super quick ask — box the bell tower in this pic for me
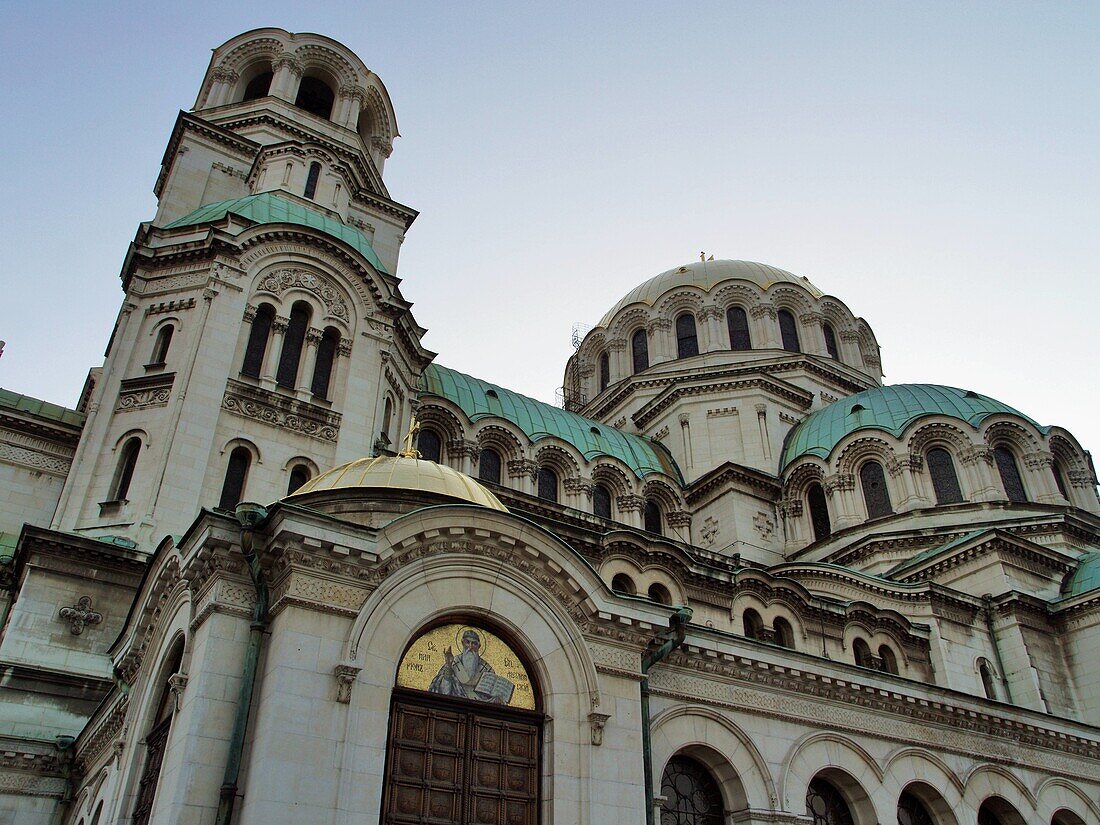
[52,29,431,548]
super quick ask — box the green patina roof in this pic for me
[0,532,17,561]
[164,192,389,274]
[1062,552,1100,598]
[0,389,84,427]
[781,384,1046,471]
[419,364,683,483]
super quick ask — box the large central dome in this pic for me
[599,259,823,327]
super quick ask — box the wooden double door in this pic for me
[382,690,541,825]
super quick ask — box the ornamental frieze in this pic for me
[256,268,350,322]
[0,442,71,476]
[221,379,341,442]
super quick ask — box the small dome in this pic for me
[1062,552,1100,598]
[781,384,1047,471]
[287,455,508,511]
[599,259,823,327]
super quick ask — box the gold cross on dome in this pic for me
[400,417,421,458]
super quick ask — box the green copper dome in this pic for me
[164,192,389,274]
[1062,552,1100,598]
[780,384,1047,471]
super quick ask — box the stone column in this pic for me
[449,440,479,476]
[335,85,366,129]
[270,55,303,102]
[839,329,862,366]
[667,510,693,544]
[826,473,861,529]
[508,459,537,496]
[564,477,594,512]
[779,498,805,551]
[700,306,725,352]
[960,446,1001,501]
[751,305,778,349]
[607,338,627,384]
[263,316,290,384]
[800,312,826,355]
[617,494,646,530]
[890,453,927,509]
[206,67,239,107]
[1023,451,1062,503]
[647,318,672,364]
[300,327,324,396]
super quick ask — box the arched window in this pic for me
[1053,460,1070,501]
[661,755,725,825]
[598,351,610,392]
[806,777,855,825]
[294,76,334,119]
[993,446,1027,503]
[927,447,964,504]
[649,583,672,605]
[643,500,662,535]
[727,306,751,350]
[878,645,899,674]
[852,637,873,668]
[859,460,893,518]
[807,483,831,542]
[150,325,173,366]
[241,303,274,377]
[111,437,141,502]
[218,446,251,511]
[774,617,795,649]
[592,483,612,519]
[478,448,501,484]
[287,464,311,495]
[978,799,1023,825]
[304,162,321,200]
[242,70,272,101]
[417,428,442,463]
[631,328,649,373]
[537,467,558,502]
[778,309,801,352]
[743,608,764,640]
[310,327,340,399]
[897,790,935,825]
[676,313,699,358]
[276,302,311,388]
[89,801,104,825]
[380,396,394,450]
[978,658,997,700]
[611,573,636,595]
[130,641,183,825]
[822,322,839,359]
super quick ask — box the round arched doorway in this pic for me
[381,620,543,825]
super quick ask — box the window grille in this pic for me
[778,310,801,352]
[927,448,963,504]
[727,306,751,350]
[993,446,1027,503]
[631,329,649,373]
[859,461,893,518]
[676,313,699,358]
[479,448,501,484]
[660,755,725,825]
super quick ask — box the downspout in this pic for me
[982,594,1013,703]
[641,606,692,825]
[216,502,269,825]
[51,735,75,825]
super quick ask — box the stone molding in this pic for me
[74,696,129,776]
[0,441,71,476]
[117,373,175,412]
[256,268,350,323]
[221,379,342,442]
[145,297,196,316]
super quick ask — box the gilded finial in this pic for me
[400,416,421,458]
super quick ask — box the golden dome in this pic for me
[285,455,509,512]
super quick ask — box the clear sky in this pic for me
[1,2,1097,457]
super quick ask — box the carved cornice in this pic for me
[73,695,128,776]
[221,378,342,442]
[117,373,175,412]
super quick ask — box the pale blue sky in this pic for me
[1,2,1097,456]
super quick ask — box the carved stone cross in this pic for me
[59,596,103,635]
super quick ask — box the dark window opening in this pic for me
[287,465,311,495]
[478,448,501,484]
[537,467,558,502]
[743,608,764,640]
[807,483,831,542]
[218,446,251,512]
[676,313,699,359]
[276,302,311,388]
[241,304,274,377]
[130,643,183,825]
[242,71,273,101]
[380,397,394,449]
[150,325,173,366]
[927,447,964,504]
[644,500,662,535]
[878,645,899,674]
[631,329,649,373]
[993,446,1027,503]
[897,791,936,825]
[778,309,801,352]
[111,437,141,502]
[806,778,855,825]
[418,429,442,463]
[593,483,612,519]
[727,306,751,350]
[661,755,724,825]
[859,460,893,518]
[304,162,321,200]
[598,351,610,392]
[1053,461,1070,501]
[773,617,795,649]
[294,76,335,119]
[979,659,997,700]
[823,323,839,359]
[611,573,636,595]
[649,583,672,605]
[311,327,339,399]
[852,637,874,668]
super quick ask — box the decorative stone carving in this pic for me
[750,304,777,320]
[667,510,692,528]
[753,512,775,540]
[256,269,350,322]
[0,443,71,476]
[116,374,174,412]
[778,498,803,518]
[960,446,993,466]
[334,663,362,703]
[1023,450,1055,470]
[272,315,290,333]
[59,596,102,635]
[146,298,196,316]
[221,379,341,442]
[507,459,537,480]
[823,473,855,495]
[338,337,353,357]
[587,712,611,746]
[652,425,669,441]
[700,516,719,547]
[305,326,325,345]
[617,494,646,512]
[167,673,188,711]
[242,304,258,322]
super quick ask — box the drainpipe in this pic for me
[52,735,75,825]
[641,606,692,825]
[216,502,269,825]
[982,594,1013,703]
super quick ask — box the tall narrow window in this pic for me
[417,428,442,463]
[852,638,874,668]
[294,76,335,119]
[631,328,649,373]
[537,467,558,502]
[593,483,612,519]
[878,645,899,674]
[807,483,831,542]
[479,448,501,484]
[130,642,183,825]
[380,397,394,449]
[310,327,340,399]
[1053,461,1070,501]
[150,325,173,366]
[304,162,321,200]
[241,304,274,377]
[287,464,311,495]
[743,608,764,640]
[218,446,251,511]
[778,309,801,352]
[727,306,751,350]
[859,460,892,518]
[676,313,699,358]
[773,618,795,649]
[611,573,636,595]
[598,351,610,392]
[993,446,1027,503]
[648,583,672,605]
[823,322,839,359]
[111,437,141,502]
[661,755,725,825]
[644,500,662,535]
[927,447,963,504]
[276,302,310,388]
[242,70,272,101]
[978,658,997,700]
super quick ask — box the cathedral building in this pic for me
[1,27,1098,825]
